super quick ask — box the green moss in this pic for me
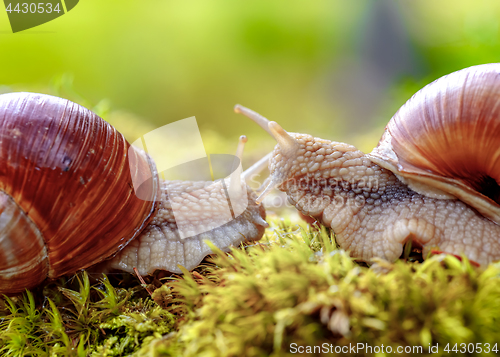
[2,220,500,356]
[0,274,176,356]
[152,221,500,357]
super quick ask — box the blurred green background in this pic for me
[1,0,500,163]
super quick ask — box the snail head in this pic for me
[234,104,308,203]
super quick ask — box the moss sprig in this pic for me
[2,220,500,356]
[0,273,176,356]
[152,221,500,357]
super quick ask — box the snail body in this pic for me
[236,63,500,265]
[106,178,267,275]
[0,92,267,294]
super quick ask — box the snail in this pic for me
[235,63,500,266]
[0,92,268,294]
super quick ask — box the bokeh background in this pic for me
[1,0,500,172]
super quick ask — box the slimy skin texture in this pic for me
[272,133,500,264]
[106,179,267,275]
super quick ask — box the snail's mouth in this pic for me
[400,239,424,263]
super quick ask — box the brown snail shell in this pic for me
[370,63,500,223]
[0,92,159,293]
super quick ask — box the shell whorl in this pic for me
[369,63,500,224]
[0,92,159,294]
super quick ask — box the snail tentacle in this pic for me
[234,105,301,203]
[229,135,248,195]
[241,152,271,182]
[268,121,299,157]
[234,104,273,135]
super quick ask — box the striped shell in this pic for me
[369,64,500,224]
[0,93,159,294]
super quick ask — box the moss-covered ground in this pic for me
[1,220,500,356]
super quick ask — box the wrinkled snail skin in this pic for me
[268,135,500,264]
[0,92,267,294]
[104,134,268,276]
[235,63,500,266]
[105,180,267,276]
